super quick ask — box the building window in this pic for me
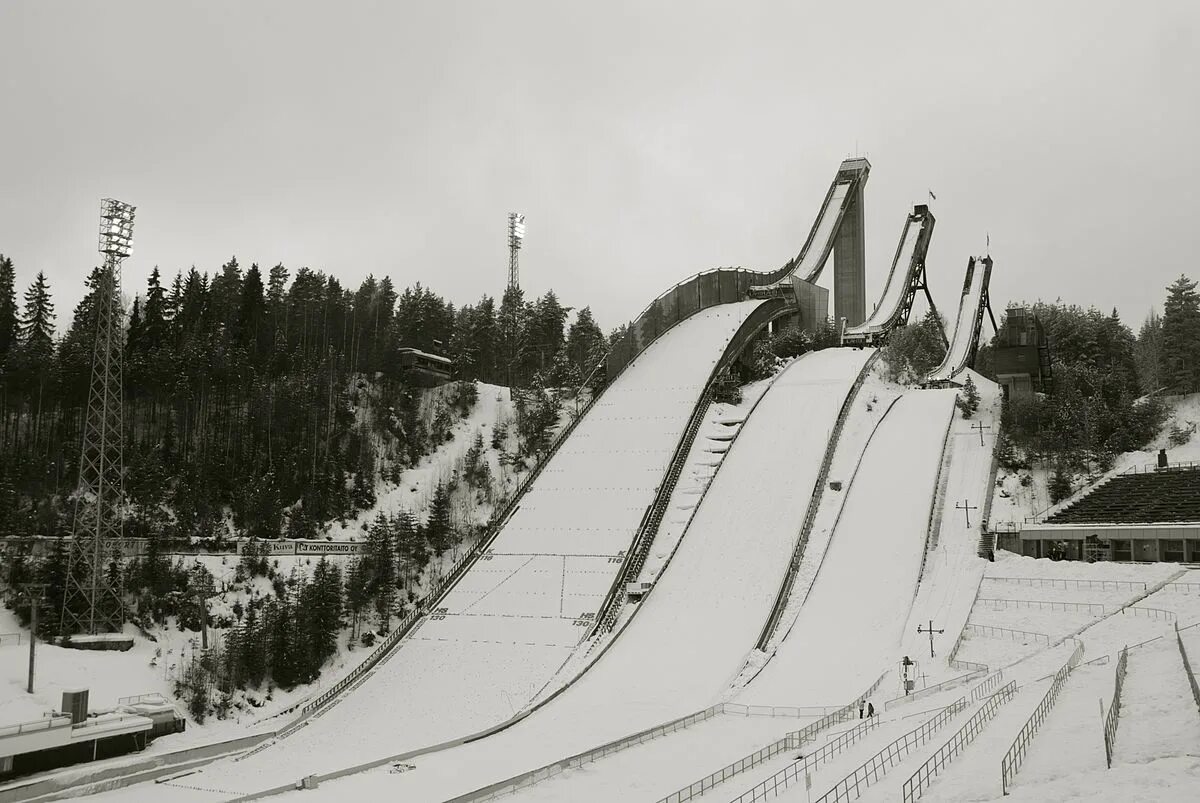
[1112,540,1132,561]
[1163,540,1185,562]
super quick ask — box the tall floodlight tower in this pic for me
[508,212,525,291]
[63,198,135,635]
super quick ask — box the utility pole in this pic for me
[916,620,944,659]
[23,583,47,694]
[971,421,991,446]
[956,498,978,528]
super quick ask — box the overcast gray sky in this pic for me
[2,1,1198,337]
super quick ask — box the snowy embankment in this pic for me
[741,387,958,706]
[112,301,767,801]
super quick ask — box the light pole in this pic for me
[23,583,47,693]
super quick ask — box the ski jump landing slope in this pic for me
[742,388,958,706]
[150,301,767,799]
[927,257,991,383]
[249,348,875,803]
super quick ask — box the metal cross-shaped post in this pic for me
[917,620,944,659]
[971,421,991,446]
[956,499,978,528]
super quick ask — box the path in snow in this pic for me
[1113,637,1200,764]
[1014,663,1109,787]
[743,388,958,705]
[916,681,1048,803]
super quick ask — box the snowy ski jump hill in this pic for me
[843,205,937,346]
[927,255,994,384]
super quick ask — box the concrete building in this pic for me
[833,158,870,327]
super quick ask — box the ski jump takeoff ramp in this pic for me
[926,255,997,384]
[842,205,942,347]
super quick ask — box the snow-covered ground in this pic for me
[96,346,873,803]
[742,387,958,704]
[13,361,1200,802]
[83,301,769,800]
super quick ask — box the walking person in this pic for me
[859,700,865,719]
[867,700,875,718]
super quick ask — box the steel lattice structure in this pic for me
[62,198,135,635]
[507,212,524,291]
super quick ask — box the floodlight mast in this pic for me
[508,212,525,291]
[63,198,135,635]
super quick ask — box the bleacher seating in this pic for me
[1045,466,1200,524]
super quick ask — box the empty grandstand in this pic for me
[1014,465,1200,562]
[1046,466,1200,525]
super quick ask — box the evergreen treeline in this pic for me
[0,254,605,544]
[973,289,1198,501]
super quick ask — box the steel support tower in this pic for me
[63,198,135,635]
[507,212,525,291]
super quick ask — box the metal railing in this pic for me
[0,714,72,738]
[902,680,1018,802]
[948,658,989,674]
[117,692,169,706]
[918,404,957,582]
[886,670,985,711]
[1176,623,1200,717]
[964,623,1051,645]
[1000,640,1084,794]
[0,631,23,646]
[1119,606,1175,622]
[724,719,880,803]
[658,674,887,803]
[813,698,969,803]
[970,671,1006,701]
[1102,645,1128,768]
[756,350,882,650]
[1123,460,1200,474]
[1165,582,1200,594]
[978,598,1106,615]
[451,678,890,803]
[984,577,1147,592]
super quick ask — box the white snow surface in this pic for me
[183,347,874,803]
[107,300,768,799]
[742,388,958,705]
[846,214,923,335]
[927,258,988,382]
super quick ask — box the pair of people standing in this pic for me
[858,699,875,719]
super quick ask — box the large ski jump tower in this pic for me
[63,198,135,635]
[832,158,869,327]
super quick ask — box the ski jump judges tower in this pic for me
[63,199,135,636]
